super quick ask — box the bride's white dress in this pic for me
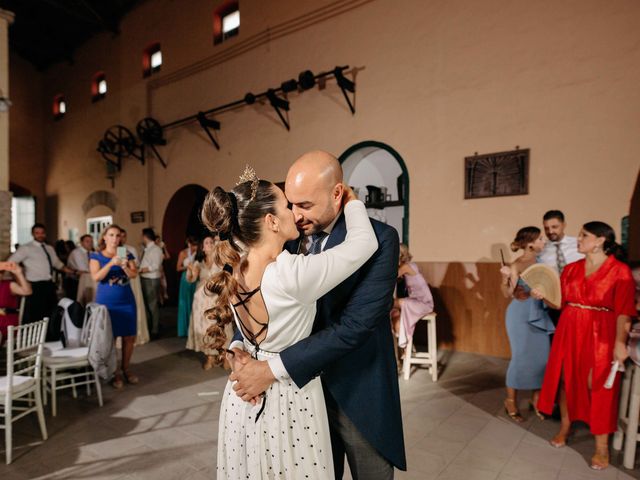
[216,200,377,479]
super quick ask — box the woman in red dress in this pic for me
[0,261,32,342]
[536,222,636,470]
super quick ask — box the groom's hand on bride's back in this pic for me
[230,358,275,404]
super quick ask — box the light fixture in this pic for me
[197,111,221,150]
[334,67,355,114]
[298,70,316,90]
[281,79,298,93]
[266,89,290,131]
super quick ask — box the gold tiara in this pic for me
[236,164,259,201]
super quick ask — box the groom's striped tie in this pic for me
[308,232,328,255]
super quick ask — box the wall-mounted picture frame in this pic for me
[465,148,529,199]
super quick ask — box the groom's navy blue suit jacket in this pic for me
[279,213,406,471]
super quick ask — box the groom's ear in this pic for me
[332,183,344,202]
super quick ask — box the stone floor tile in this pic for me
[437,463,499,480]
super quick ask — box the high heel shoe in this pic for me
[529,401,545,420]
[590,449,609,470]
[549,429,572,448]
[503,399,524,423]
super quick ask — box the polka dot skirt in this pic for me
[217,377,334,479]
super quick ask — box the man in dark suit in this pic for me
[229,151,406,479]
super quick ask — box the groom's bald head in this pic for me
[285,151,345,235]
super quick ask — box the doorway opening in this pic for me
[339,141,409,244]
[161,184,208,305]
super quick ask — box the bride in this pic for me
[200,170,377,479]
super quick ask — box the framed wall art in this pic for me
[464,148,529,199]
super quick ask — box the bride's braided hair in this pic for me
[199,180,278,363]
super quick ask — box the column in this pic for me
[0,8,15,259]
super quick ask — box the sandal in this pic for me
[590,449,609,470]
[529,401,545,420]
[549,429,572,448]
[123,370,139,384]
[503,399,524,423]
[112,373,124,390]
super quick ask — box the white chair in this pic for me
[17,296,25,326]
[613,362,640,469]
[42,342,103,417]
[401,313,438,381]
[0,318,49,464]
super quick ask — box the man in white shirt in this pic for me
[9,223,74,324]
[119,229,139,261]
[139,228,164,337]
[67,234,96,305]
[538,210,584,274]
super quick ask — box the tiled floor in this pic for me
[2,332,640,479]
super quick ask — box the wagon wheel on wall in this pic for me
[97,125,138,167]
[136,117,167,168]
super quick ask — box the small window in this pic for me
[92,71,107,102]
[213,1,239,45]
[52,94,66,119]
[143,42,162,78]
[222,10,240,37]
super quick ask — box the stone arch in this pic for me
[82,190,118,215]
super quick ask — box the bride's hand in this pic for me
[341,185,358,206]
[227,348,250,371]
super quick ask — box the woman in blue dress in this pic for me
[499,226,555,422]
[176,236,198,337]
[90,224,139,389]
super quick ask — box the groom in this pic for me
[229,150,406,479]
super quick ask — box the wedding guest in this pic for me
[0,262,31,343]
[537,222,635,470]
[119,230,149,345]
[538,210,584,274]
[156,235,171,305]
[119,229,139,260]
[9,223,74,324]
[65,240,76,257]
[90,224,139,389]
[391,244,434,351]
[500,227,555,422]
[139,228,164,337]
[186,235,231,369]
[67,234,96,305]
[55,239,70,265]
[177,236,198,338]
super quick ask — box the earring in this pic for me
[592,246,601,253]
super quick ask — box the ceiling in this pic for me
[1,0,142,71]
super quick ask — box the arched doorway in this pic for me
[162,184,208,305]
[339,141,409,244]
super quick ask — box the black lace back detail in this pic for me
[231,285,269,422]
[232,286,267,356]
